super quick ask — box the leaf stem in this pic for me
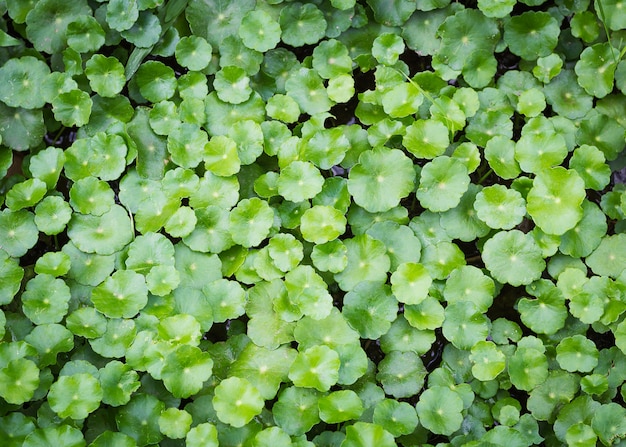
[477,168,494,185]
[596,0,619,64]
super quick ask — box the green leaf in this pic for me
[23,425,85,447]
[136,60,177,102]
[0,209,38,258]
[204,135,241,176]
[29,146,65,190]
[527,167,585,235]
[482,230,546,286]
[22,274,70,325]
[416,385,464,435]
[577,111,625,161]
[372,33,405,66]
[91,270,148,318]
[478,0,516,17]
[106,0,139,31]
[69,177,114,216]
[593,0,626,30]
[318,390,363,423]
[279,3,326,47]
[416,156,470,212]
[347,147,416,213]
[373,399,419,437]
[85,55,125,98]
[376,351,427,398]
[0,250,24,304]
[591,403,626,446]
[48,373,102,419]
[421,240,466,280]
[366,0,417,26]
[66,307,106,339]
[125,231,175,273]
[533,53,563,83]
[508,338,549,391]
[68,205,133,255]
[25,0,91,53]
[439,183,490,242]
[285,68,332,115]
[214,66,252,104]
[158,408,193,439]
[518,288,567,335]
[63,241,115,287]
[116,393,164,445]
[298,205,345,245]
[52,89,92,127]
[544,69,593,119]
[470,340,506,381]
[443,301,491,349]
[0,358,39,405]
[575,42,619,98]
[484,136,521,180]
[5,178,47,211]
[203,278,246,322]
[121,11,161,47]
[341,422,395,447]
[403,119,450,159]
[273,386,321,436]
[186,423,219,447]
[213,376,264,427]
[229,198,274,248]
[559,200,607,258]
[569,145,611,191]
[586,233,626,277]
[0,56,49,109]
[390,262,431,305]
[527,370,579,422]
[556,335,599,373]
[186,0,255,48]
[443,265,495,312]
[474,184,526,230]
[277,161,324,202]
[0,103,46,150]
[67,15,105,53]
[89,318,137,359]
[64,132,128,182]
[239,9,281,53]
[343,281,398,339]
[335,234,390,291]
[515,122,568,174]
[504,12,560,60]
[289,345,340,392]
[435,9,499,86]
[161,344,213,398]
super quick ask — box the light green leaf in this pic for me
[527,167,585,235]
[347,147,416,213]
[482,230,546,286]
[213,376,265,427]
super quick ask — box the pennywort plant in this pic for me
[2,0,626,445]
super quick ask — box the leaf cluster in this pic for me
[2,0,626,445]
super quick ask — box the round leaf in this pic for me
[416,385,464,435]
[416,156,470,212]
[482,230,546,286]
[347,147,416,213]
[213,376,264,427]
[91,270,148,318]
[527,167,586,235]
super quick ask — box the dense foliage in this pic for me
[2,0,626,445]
